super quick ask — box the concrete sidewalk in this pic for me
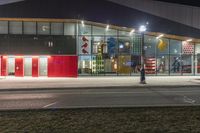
[0,76,200,91]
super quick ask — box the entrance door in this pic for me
[8,57,15,76]
[24,57,32,76]
[39,57,48,76]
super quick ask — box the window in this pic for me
[182,41,194,75]
[24,22,36,35]
[144,35,157,75]
[78,36,91,55]
[156,38,169,55]
[78,24,91,35]
[51,22,63,35]
[92,36,106,54]
[37,22,50,35]
[64,23,75,35]
[118,37,132,54]
[106,28,117,36]
[170,55,181,75]
[195,44,200,54]
[0,21,8,34]
[157,55,169,75]
[119,30,130,36]
[170,39,182,54]
[78,56,92,75]
[182,55,193,75]
[93,26,105,36]
[9,21,22,34]
[144,35,157,56]
[118,55,132,75]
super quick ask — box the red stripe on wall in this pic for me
[48,56,78,77]
[32,57,39,77]
[1,56,7,76]
[15,57,24,77]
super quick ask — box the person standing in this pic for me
[140,67,146,84]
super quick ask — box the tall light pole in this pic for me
[139,25,147,84]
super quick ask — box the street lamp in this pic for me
[139,25,147,84]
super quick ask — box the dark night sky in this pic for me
[1,0,200,7]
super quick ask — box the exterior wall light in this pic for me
[139,25,146,32]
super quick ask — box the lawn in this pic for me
[0,106,200,133]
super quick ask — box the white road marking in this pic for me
[43,102,57,108]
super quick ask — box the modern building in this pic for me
[0,0,200,77]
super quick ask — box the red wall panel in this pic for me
[15,57,24,77]
[32,57,39,77]
[1,56,7,76]
[48,56,78,77]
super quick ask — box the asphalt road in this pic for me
[0,87,200,110]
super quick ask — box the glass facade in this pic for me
[0,19,200,76]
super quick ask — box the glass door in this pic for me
[39,57,48,76]
[24,57,32,76]
[8,57,15,76]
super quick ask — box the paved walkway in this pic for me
[0,76,200,90]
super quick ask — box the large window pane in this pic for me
[195,44,200,54]
[37,22,50,35]
[24,22,36,35]
[182,55,193,75]
[92,55,105,75]
[78,24,91,35]
[9,21,22,34]
[106,37,118,56]
[156,38,169,55]
[64,23,75,35]
[118,55,131,75]
[144,35,156,75]
[0,21,8,34]
[170,55,181,75]
[119,30,130,36]
[78,56,92,75]
[157,55,169,75]
[106,28,117,36]
[92,36,106,54]
[118,37,132,54]
[51,22,63,35]
[104,55,118,75]
[132,34,142,55]
[93,26,105,36]
[78,36,91,55]
[131,55,141,75]
[170,39,182,54]
[144,35,157,56]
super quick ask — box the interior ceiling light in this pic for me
[106,25,110,31]
[129,29,135,35]
[156,34,164,39]
[186,39,192,42]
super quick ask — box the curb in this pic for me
[0,84,200,92]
